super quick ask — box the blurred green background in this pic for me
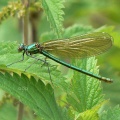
[0,0,120,107]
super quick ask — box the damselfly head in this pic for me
[18,43,25,52]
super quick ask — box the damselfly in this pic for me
[8,32,113,83]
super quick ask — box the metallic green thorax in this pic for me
[26,44,39,54]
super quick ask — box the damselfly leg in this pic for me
[26,54,52,83]
[40,57,48,67]
[7,51,25,67]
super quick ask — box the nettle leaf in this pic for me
[41,0,64,38]
[0,71,70,120]
[100,105,120,120]
[67,57,103,113]
[40,24,93,42]
[76,102,105,120]
[63,24,93,38]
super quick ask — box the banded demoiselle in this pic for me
[8,32,113,83]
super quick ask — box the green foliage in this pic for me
[0,2,25,23]
[0,0,119,120]
[41,0,64,38]
[76,102,104,120]
[0,71,70,120]
[0,1,41,24]
[67,57,103,113]
[100,105,120,120]
[95,26,120,106]
[40,24,93,41]
[0,26,106,119]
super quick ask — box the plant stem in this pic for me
[30,8,42,42]
[22,0,30,44]
[17,102,24,120]
[17,1,30,120]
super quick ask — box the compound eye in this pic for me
[35,43,40,48]
[18,44,24,52]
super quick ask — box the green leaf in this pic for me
[41,0,64,38]
[67,57,103,113]
[100,105,120,120]
[76,102,105,120]
[63,24,93,38]
[0,71,69,120]
[40,24,93,42]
